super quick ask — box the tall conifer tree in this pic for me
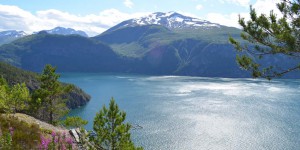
[93,97,142,150]
[34,64,72,124]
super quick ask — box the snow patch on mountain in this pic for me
[115,11,221,30]
[43,27,88,37]
[0,30,27,38]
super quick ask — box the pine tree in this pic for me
[93,97,142,150]
[229,0,300,79]
[33,64,72,124]
[62,116,88,129]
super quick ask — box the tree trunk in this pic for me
[50,110,53,124]
[49,98,53,124]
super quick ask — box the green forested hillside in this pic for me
[94,25,241,57]
[0,62,90,108]
[0,25,298,78]
[92,24,251,77]
[0,32,122,72]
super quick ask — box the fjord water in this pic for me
[60,73,300,150]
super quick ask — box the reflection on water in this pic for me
[60,73,300,150]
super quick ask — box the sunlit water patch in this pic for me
[60,73,300,150]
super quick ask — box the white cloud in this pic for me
[203,0,282,28]
[252,0,281,16]
[0,1,284,37]
[219,0,250,7]
[0,5,38,32]
[124,0,134,8]
[0,5,149,36]
[177,11,201,19]
[196,4,203,10]
[205,13,248,28]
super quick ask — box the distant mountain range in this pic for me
[40,27,88,37]
[0,12,298,78]
[0,27,88,46]
[0,30,27,45]
[0,30,27,37]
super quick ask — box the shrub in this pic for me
[39,131,74,150]
[0,114,41,149]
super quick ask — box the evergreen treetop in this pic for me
[229,0,300,79]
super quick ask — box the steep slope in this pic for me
[0,30,27,45]
[0,62,91,109]
[92,12,248,77]
[92,12,299,78]
[0,32,122,72]
[124,39,247,77]
[94,25,175,57]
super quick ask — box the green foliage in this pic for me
[93,97,142,150]
[0,77,30,113]
[0,132,12,149]
[0,78,9,112]
[0,62,91,110]
[229,0,300,79]
[62,116,88,129]
[0,62,39,90]
[40,128,52,134]
[9,83,31,113]
[0,114,41,149]
[33,64,72,124]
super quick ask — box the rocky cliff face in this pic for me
[64,87,91,109]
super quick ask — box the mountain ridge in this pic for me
[105,11,222,33]
[0,11,298,78]
[41,27,88,37]
[0,30,27,45]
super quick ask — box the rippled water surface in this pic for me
[60,73,300,150]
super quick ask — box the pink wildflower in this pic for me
[9,127,14,136]
[65,137,73,145]
[51,131,56,137]
[39,135,51,149]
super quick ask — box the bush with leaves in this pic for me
[0,114,41,149]
[0,77,30,113]
[61,116,88,129]
[39,131,74,150]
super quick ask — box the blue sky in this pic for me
[0,0,280,36]
[1,0,252,16]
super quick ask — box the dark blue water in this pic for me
[60,73,300,150]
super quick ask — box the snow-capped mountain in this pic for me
[43,27,88,37]
[108,12,221,32]
[0,30,27,38]
[0,30,27,45]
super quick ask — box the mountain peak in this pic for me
[0,30,27,37]
[43,27,88,37]
[108,12,221,32]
